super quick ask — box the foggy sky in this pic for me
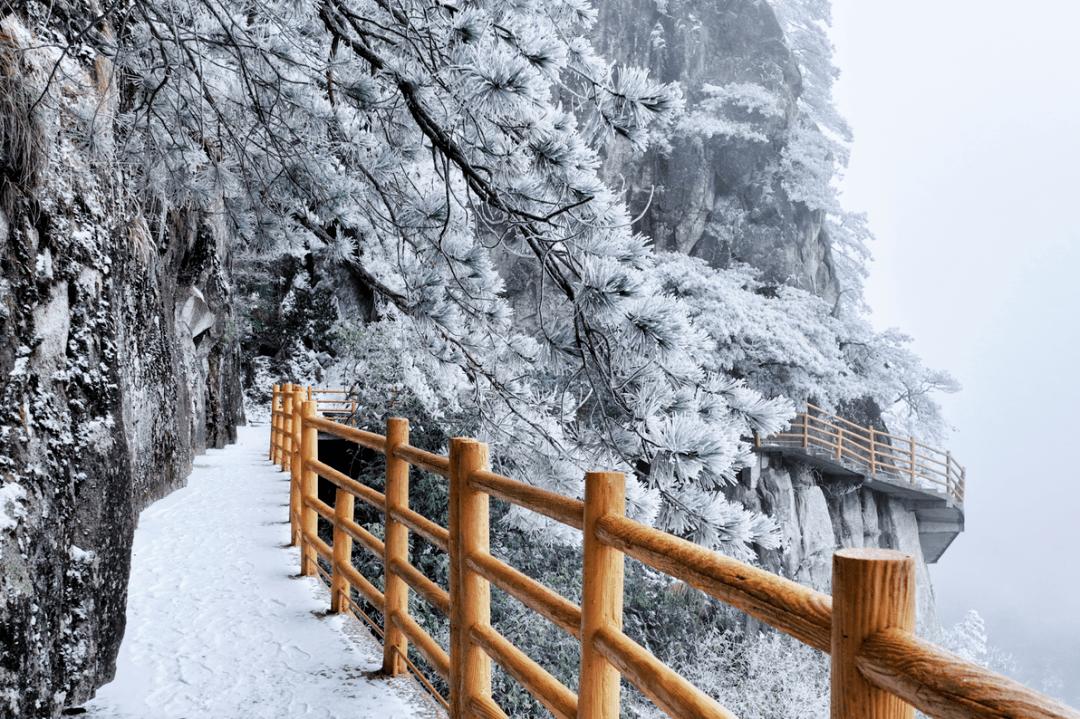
[830,0,1080,700]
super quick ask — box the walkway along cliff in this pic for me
[270,384,1076,719]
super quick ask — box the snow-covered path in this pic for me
[85,425,425,719]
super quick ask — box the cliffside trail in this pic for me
[83,426,424,718]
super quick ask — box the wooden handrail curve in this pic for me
[268,384,1075,719]
[757,402,966,505]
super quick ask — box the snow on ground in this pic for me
[84,425,429,719]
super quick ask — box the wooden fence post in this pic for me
[289,388,303,546]
[281,384,294,472]
[909,437,916,484]
[299,399,319,576]
[449,438,491,719]
[802,414,809,449]
[836,427,843,460]
[831,548,915,719]
[578,471,626,719]
[331,416,355,612]
[270,384,280,461]
[383,417,410,676]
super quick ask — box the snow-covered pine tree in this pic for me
[653,253,960,443]
[769,0,874,305]
[72,0,794,554]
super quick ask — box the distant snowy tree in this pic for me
[26,0,954,554]
[942,610,1015,674]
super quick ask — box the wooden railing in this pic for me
[758,403,965,505]
[269,383,1076,719]
[308,388,358,417]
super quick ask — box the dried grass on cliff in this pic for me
[0,16,48,211]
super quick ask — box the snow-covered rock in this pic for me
[0,9,244,715]
[736,455,944,641]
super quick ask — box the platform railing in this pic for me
[269,383,1074,719]
[757,403,965,504]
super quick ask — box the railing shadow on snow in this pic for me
[270,384,1074,719]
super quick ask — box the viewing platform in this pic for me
[755,404,965,563]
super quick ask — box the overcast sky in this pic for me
[829,0,1080,700]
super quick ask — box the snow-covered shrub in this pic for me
[653,253,960,443]
[630,625,830,719]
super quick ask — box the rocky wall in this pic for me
[732,453,943,641]
[591,0,840,303]
[0,13,244,716]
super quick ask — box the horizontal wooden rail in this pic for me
[338,514,386,560]
[466,549,582,639]
[393,443,451,478]
[268,386,1070,719]
[389,557,450,618]
[470,469,585,531]
[308,458,386,512]
[389,505,449,552]
[858,628,1080,719]
[470,694,512,719]
[472,623,579,719]
[595,513,833,653]
[306,415,386,453]
[593,625,737,719]
[393,611,451,680]
[304,495,335,522]
[302,528,333,563]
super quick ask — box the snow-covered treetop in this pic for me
[20,0,957,557]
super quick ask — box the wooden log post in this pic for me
[281,383,294,472]
[270,384,281,461]
[578,471,627,719]
[802,414,809,449]
[831,548,915,719]
[382,418,410,676]
[836,427,843,460]
[331,430,355,613]
[282,386,299,545]
[290,387,304,545]
[449,438,491,719]
[299,399,319,576]
[868,427,876,475]
[909,437,916,484]
[283,383,296,467]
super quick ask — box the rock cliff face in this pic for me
[732,454,942,640]
[591,0,840,303]
[0,14,243,715]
